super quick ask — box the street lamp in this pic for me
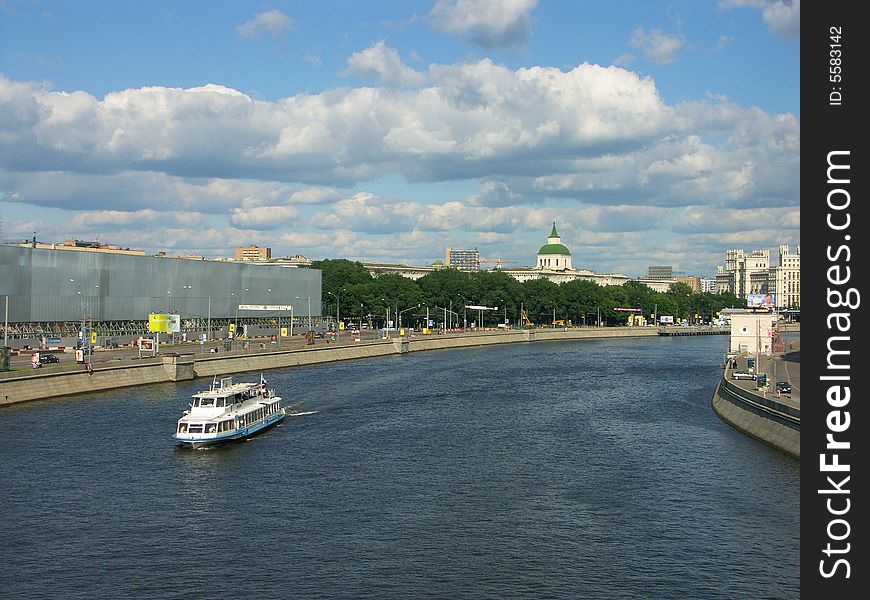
[398,304,420,332]
[380,296,394,338]
[297,296,312,332]
[327,289,346,342]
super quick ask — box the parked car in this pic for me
[776,381,792,394]
[732,370,756,381]
[38,353,60,364]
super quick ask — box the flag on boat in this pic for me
[259,374,267,386]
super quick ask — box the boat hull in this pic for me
[173,410,286,449]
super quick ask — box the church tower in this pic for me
[536,223,573,271]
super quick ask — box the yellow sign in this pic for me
[91,332,97,344]
[149,313,180,333]
[339,321,345,330]
[149,313,169,332]
[229,323,235,333]
[281,327,288,337]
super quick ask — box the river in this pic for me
[0,334,799,599]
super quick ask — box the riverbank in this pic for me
[711,353,800,460]
[1,327,660,405]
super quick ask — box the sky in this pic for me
[0,0,799,278]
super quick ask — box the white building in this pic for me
[770,245,800,309]
[360,224,629,287]
[716,245,800,309]
[536,223,573,271]
[503,223,628,286]
[729,311,776,355]
[701,278,719,293]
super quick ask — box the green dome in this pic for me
[538,243,571,255]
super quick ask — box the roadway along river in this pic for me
[0,335,799,599]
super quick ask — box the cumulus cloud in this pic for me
[0,65,797,213]
[237,9,296,41]
[314,192,421,234]
[429,0,538,48]
[0,54,798,273]
[229,205,300,230]
[629,27,685,65]
[721,0,800,39]
[343,41,425,88]
[467,180,523,206]
[70,209,205,229]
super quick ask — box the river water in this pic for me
[0,335,799,599]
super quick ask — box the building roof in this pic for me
[538,243,571,255]
[539,222,570,255]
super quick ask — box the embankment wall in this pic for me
[711,376,800,460]
[1,327,658,405]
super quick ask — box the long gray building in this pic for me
[1,245,321,340]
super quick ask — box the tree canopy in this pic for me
[309,262,745,328]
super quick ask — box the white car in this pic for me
[732,370,756,381]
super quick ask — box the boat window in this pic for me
[216,398,225,408]
[192,398,200,407]
[177,423,188,434]
[199,398,215,407]
[205,423,217,434]
[188,424,204,433]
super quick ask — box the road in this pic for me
[8,329,387,372]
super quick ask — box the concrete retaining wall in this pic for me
[0,361,170,404]
[711,378,800,460]
[1,327,657,406]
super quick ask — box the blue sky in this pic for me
[0,0,799,277]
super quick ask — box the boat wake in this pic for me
[290,410,319,417]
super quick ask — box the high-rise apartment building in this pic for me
[647,265,673,279]
[770,245,800,309]
[716,245,800,309]
[445,247,480,271]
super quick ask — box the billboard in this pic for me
[238,304,293,311]
[149,313,181,333]
[747,293,776,308]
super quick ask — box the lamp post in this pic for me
[297,296,312,332]
[398,304,420,333]
[327,289,345,342]
[70,279,89,363]
[381,297,390,338]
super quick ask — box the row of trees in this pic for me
[310,259,746,329]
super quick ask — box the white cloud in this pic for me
[343,41,425,88]
[237,9,296,41]
[229,205,300,230]
[629,27,685,65]
[467,180,523,206]
[70,209,204,229]
[429,0,538,48]
[0,55,798,273]
[720,0,800,39]
[313,192,422,234]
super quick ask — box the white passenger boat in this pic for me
[173,375,285,449]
